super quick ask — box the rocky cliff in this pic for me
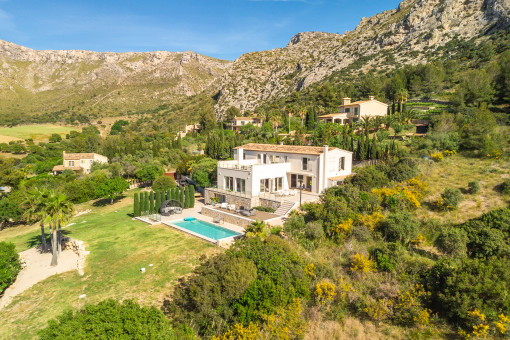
[214,0,510,116]
[0,40,231,117]
[0,0,508,121]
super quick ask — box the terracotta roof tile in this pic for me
[235,143,348,155]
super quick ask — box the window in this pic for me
[225,176,234,191]
[281,156,288,163]
[274,177,283,191]
[90,160,93,164]
[69,161,74,166]
[241,121,245,125]
[354,107,358,115]
[236,178,246,193]
[270,155,279,163]
[302,157,310,171]
[81,159,84,164]
[339,157,345,171]
[291,174,304,188]
[345,108,350,113]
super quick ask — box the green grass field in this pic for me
[0,124,81,142]
[0,193,218,339]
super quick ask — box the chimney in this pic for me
[237,147,243,165]
[342,98,351,105]
[369,95,375,101]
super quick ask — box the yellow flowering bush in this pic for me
[333,218,353,238]
[444,149,457,156]
[304,263,316,278]
[350,253,375,273]
[393,284,431,327]
[364,298,393,323]
[212,322,260,340]
[459,310,510,339]
[410,234,425,247]
[261,298,306,340]
[486,150,503,159]
[357,211,385,231]
[372,176,427,209]
[315,280,337,305]
[430,151,444,162]
[337,275,355,303]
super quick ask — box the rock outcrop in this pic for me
[214,0,510,116]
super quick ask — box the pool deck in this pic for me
[136,200,246,245]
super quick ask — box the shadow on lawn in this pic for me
[27,229,72,252]
[93,195,127,207]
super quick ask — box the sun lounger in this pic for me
[228,204,236,211]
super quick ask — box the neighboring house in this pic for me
[318,96,388,125]
[52,151,108,175]
[204,143,352,208]
[178,124,200,138]
[230,116,262,132]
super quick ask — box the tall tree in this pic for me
[41,191,74,266]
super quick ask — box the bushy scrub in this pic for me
[167,237,309,336]
[380,211,419,245]
[39,299,179,339]
[434,187,462,210]
[347,166,389,192]
[434,227,468,257]
[0,241,21,295]
[152,175,176,191]
[425,258,510,329]
[500,179,510,195]
[467,180,480,194]
[385,158,419,182]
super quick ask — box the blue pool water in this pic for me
[172,219,241,240]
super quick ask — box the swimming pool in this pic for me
[167,218,242,241]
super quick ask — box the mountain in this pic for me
[214,0,510,116]
[0,40,231,121]
[0,0,508,124]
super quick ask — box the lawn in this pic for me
[0,193,218,339]
[0,124,81,142]
[416,153,510,223]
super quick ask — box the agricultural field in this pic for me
[0,124,81,143]
[0,192,218,339]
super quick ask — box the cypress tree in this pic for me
[371,136,378,159]
[142,192,147,215]
[166,189,171,202]
[180,187,185,207]
[190,186,195,208]
[155,191,161,213]
[184,187,190,209]
[133,193,139,217]
[149,191,155,214]
[173,187,178,201]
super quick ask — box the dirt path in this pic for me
[0,247,79,310]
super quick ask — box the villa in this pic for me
[318,96,388,125]
[52,151,108,175]
[204,143,352,210]
[230,116,263,132]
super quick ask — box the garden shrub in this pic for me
[434,227,468,257]
[386,158,419,182]
[347,166,389,192]
[0,242,21,295]
[152,175,176,191]
[479,208,510,233]
[380,211,419,245]
[372,176,427,210]
[461,220,509,259]
[350,253,375,273]
[39,299,179,340]
[252,206,275,213]
[352,225,372,243]
[467,180,480,194]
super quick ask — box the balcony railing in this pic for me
[206,186,253,198]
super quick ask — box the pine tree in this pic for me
[133,193,139,217]
[149,191,155,214]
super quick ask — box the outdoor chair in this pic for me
[228,204,236,211]
[220,202,228,209]
[174,207,182,214]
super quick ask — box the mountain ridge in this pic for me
[0,0,509,123]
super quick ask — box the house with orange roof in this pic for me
[318,96,388,125]
[52,151,108,175]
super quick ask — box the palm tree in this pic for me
[298,107,306,128]
[395,88,409,113]
[22,188,49,251]
[285,105,295,134]
[268,113,282,137]
[41,191,74,266]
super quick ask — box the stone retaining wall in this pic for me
[201,206,252,228]
[259,198,281,210]
[204,189,256,208]
[62,238,89,276]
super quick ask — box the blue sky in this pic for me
[0,0,401,60]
